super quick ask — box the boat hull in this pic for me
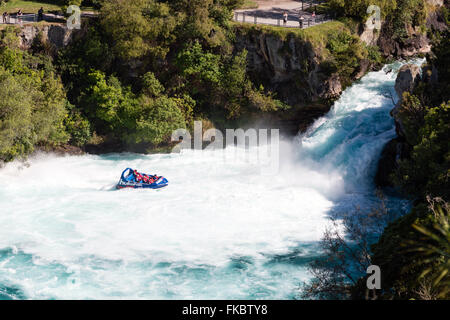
[116,168,168,190]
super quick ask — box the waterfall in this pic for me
[0,60,423,299]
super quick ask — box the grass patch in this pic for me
[238,0,258,9]
[233,21,350,57]
[305,2,331,15]
[0,0,62,13]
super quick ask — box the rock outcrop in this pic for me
[235,31,343,107]
[359,23,381,46]
[378,24,431,59]
[375,138,406,187]
[376,64,424,187]
[18,24,75,51]
[394,64,422,99]
[392,64,422,137]
[368,0,446,59]
[427,0,444,6]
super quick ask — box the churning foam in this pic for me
[0,60,421,299]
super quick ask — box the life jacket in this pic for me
[144,174,158,184]
[133,170,143,182]
[134,170,158,184]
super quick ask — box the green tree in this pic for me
[130,95,186,145]
[141,72,165,98]
[0,69,34,161]
[395,102,450,199]
[412,198,450,299]
[0,49,69,161]
[100,0,177,60]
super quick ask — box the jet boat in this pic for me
[116,168,168,189]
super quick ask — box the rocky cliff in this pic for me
[234,29,343,107]
[17,24,75,51]
[359,0,446,59]
[375,1,448,188]
[375,64,423,187]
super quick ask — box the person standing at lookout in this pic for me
[17,9,23,24]
[299,15,304,28]
[283,11,288,26]
[38,7,44,22]
[312,11,316,24]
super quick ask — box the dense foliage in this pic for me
[326,0,425,23]
[326,0,427,45]
[56,0,283,152]
[327,0,398,20]
[0,0,401,161]
[0,27,69,161]
[0,0,284,160]
[301,2,449,300]
[369,12,450,299]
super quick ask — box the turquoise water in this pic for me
[0,61,421,299]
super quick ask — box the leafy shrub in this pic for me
[64,103,91,147]
[371,198,450,299]
[325,31,367,87]
[141,72,165,98]
[395,101,450,200]
[0,46,69,161]
[130,96,186,145]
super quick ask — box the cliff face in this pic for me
[18,24,75,51]
[375,64,422,187]
[375,1,448,188]
[359,0,446,59]
[375,62,432,187]
[377,23,431,58]
[234,30,343,107]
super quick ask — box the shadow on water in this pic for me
[0,248,27,300]
[264,242,322,266]
[0,284,26,300]
[96,152,175,162]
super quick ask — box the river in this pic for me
[0,60,422,299]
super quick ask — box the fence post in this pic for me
[235,12,238,21]
[277,19,280,26]
[254,15,257,24]
[308,19,310,27]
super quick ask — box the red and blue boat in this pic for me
[116,168,168,189]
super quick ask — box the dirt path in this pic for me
[251,0,304,10]
[236,0,318,17]
[234,1,328,28]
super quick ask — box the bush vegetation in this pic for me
[0,26,69,161]
[0,0,287,159]
[365,15,450,299]
[301,2,449,300]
